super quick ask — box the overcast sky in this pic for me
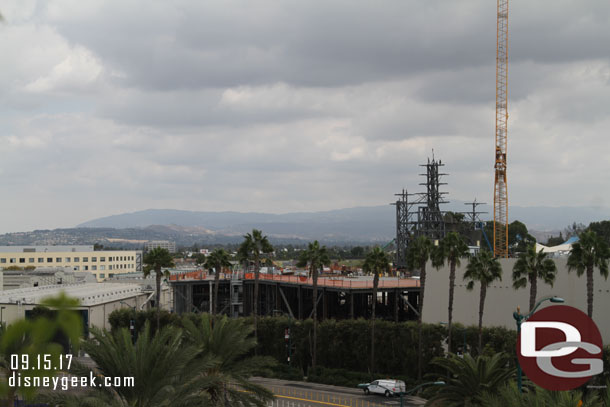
[1,0,609,233]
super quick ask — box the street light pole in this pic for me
[513,295,564,393]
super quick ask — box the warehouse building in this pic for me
[0,246,142,282]
[0,283,153,331]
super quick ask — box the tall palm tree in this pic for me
[143,247,175,331]
[463,250,503,353]
[567,230,610,318]
[405,235,434,380]
[432,232,469,354]
[512,245,558,312]
[362,246,391,375]
[204,249,233,315]
[426,353,513,407]
[182,314,275,407]
[238,229,274,339]
[296,240,330,371]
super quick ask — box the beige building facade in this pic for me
[0,246,142,282]
[423,257,610,344]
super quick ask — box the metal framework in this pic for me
[392,189,410,268]
[392,157,449,267]
[494,0,509,257]
[464,199,487,230]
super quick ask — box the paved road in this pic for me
[252,377,426,407]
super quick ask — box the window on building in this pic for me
[74,257,80,262]
[92,265,97,271]
[65,257,71,262]
[74,266,80,271]
[0,258,6,264]
[47,258,52,262]
[84,266,88,271]
[100,265,105,270]
[109,265,113,270]
[92,257,97,262]
[100,257,105,262]
[100,273,106,278]
[108,274,114,278]
[83,257,88,262]
[28,258,34,263]
[56,258,62,263]
[10,258,17,263]
[38,258,43,263]
[19,258,25,263]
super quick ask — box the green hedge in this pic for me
[108,310,524,382]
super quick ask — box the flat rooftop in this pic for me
[0,283,143,306]
[0,245,94,253]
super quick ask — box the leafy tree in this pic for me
[426,353,513,407]
[588,220,610,246]
[512,245,557,312]
[194,253,207,268]
[463,250,502,353]
[238,229,274,340]
[432,232,469,354]
[508,220,535,254]
[567,230,610,318]
[545,232,564,247]
[362,246,391,375]
[182,314,276,406]
[204,249,232,315]
[406,236,434,380]
[350,246,365,258]
[296,241,330,370]
[143,247,175,330]
[0,294,82,406]
[565,222,587,239]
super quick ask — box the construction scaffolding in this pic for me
[391,156,449,268]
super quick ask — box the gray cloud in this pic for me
[1,0,610,233]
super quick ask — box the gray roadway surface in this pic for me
[252,377,427,407]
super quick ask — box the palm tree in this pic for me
[567,230,610,318]
[480,381,603,407]
[406,235,434,380]
[432,232,469,354]
[463,250,503,353]
[182,314,275,406]
[426,352,513,407]
[512,245,558,312]
[296,240,330,370]
[238,229,274,339]
[362,246,391,375]
[42,323,207,407]
[204,249,233,315]
[143,247,175,331]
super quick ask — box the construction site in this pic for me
[170,0,511,324]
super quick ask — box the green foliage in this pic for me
[508,220,536,254]
[425,353,514,407]
[464,251,503,292]
[182,314,276,406]
[0,294,83,403]
[512,245,558,311]
[567,230,610,278]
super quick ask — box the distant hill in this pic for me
[1,204,608,248]
[77,204,610,242]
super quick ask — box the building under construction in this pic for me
[392,157,486,268]
[171,272,421,322]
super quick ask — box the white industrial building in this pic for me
[0,283,159,331]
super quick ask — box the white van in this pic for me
[358,379,406,397]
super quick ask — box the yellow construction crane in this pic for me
[494,0,509,258]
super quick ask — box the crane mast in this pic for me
[494,0,509,258]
